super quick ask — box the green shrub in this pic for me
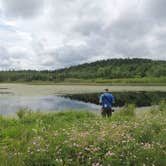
[16,107,32,119]
[119,104,136,117]
[159,100,166,112]
[150,106,158,114]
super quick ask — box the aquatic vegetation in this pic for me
[0,84,166,96]
[0,107,166,165]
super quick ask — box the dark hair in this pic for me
[104,88,109,92]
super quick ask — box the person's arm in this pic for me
[99,95,103,105]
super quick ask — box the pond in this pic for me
[0,95,100,116]
[0,84,165,116]
[64,91,166,107]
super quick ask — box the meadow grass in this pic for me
[95,77,166,84]
[0,103,166,166]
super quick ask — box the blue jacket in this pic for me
[99,93,115,108]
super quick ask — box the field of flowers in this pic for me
[0,102,166,166]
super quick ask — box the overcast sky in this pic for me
[0,0,166,70]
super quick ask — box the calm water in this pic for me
[0,95,100,116]
[65,91,166,107]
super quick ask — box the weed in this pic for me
[16,107,32,119]
[0,108,165,165]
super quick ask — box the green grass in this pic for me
[1,76,166,85]
[95,77,166,84]
[0,103,166,166]
[64,77,166,85]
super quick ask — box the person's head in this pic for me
[104,88,109,92]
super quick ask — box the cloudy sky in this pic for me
[0,0,166,70]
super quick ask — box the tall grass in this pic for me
[116,104,136,117]
[95,77,166,84]
[158,100,166,112]
[0,105,166,165]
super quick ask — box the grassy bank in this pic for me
[64,77,166,85]
[1,76,166,85]
[0,103,166,166]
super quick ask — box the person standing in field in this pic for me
[99,89,115,117]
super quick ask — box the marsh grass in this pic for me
[0,105,166,166]
[150,100,166,114]
[16,107,32,119]
[158,100,166,112]
[118,104,136,117]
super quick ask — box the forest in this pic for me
[0,58,165,83]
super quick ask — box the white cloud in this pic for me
[1,0,44,18]
[0,0,165,70]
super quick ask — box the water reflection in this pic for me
[65,91,166,107]
[0,95,100,115]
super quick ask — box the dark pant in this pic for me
[101,107,112,117]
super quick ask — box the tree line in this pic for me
[0,58,165,82]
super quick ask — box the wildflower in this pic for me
[55,158,63,163]
[105,151,115,157]
[92,147,100,152]
[54,132,58,137]
[92,163,102,166]
[141,143,153,149]
[73,143,80,147]
[32,141,36,145]
[122,140,127,143]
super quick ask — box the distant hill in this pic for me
[0,58,166,83]
[55,58,166,79]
